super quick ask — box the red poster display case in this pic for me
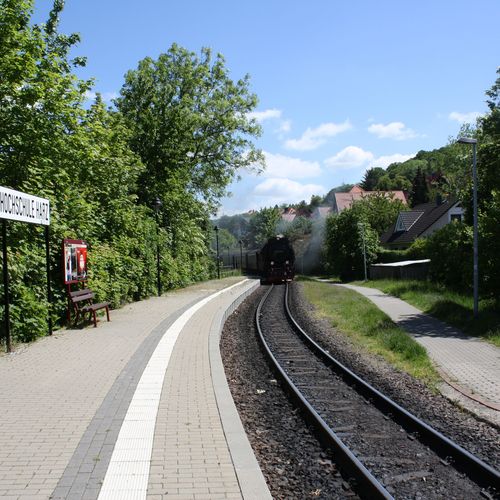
[63,239,88,284]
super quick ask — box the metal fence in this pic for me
[369,259,430,281]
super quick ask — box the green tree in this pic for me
[247,207,281,248]
[115,44,264,287]
[409,167,429,206]
[323,192,405,280]
[0,0,94,341]
[212,227,237,252]
[474,68,500,297]
[116,44,264,213]
[214,214,249,240]
[324,210,379,281]
[376,173,412,191]
[360,167,385,191]
[310,194,322,208]
[351,193,406,236]
[283,216,313,242]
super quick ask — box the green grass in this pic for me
[301,280,439,386]
[219,268,242,278]
[352,279,500,347]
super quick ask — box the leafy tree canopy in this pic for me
[409,167,430,206]
[247,207,281,248]
[360,167,385,191]
[115,44,264,214]
[324,209,379,281]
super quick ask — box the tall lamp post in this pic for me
[214,226,220,279]
[238,240,243,273]
[358,222,368,282]
[457,137,479,318]
[154,197,162,296]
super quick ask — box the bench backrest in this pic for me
[69,289,95,305]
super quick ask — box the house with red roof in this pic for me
[281,207,297,223]
[332,185,407,214]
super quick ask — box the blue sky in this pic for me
[34,0,500,215]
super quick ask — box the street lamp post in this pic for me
[214,226,220,279]
[154,197,162,296]
[458,137,479,318]
[239,240,243,273]
[358,222,368,282]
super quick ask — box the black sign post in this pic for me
[45,226,53,335]
[2,220,11,352]
[0,186,51,352]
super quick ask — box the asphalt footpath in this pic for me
[0,277,271,500]
[338,283,500,426]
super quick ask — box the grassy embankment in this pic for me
[300,279,439,386]
[352,279,500,347]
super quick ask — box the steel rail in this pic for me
[284,283,500,493]
[256,285,393,500]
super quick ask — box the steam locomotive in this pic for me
[242,235,295,284]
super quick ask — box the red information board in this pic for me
[63,239,87,284]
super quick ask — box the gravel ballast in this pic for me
[220,282,499,498]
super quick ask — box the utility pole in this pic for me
[358,222,368,281]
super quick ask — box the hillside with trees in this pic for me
[324,68,500,297]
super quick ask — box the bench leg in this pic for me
[92,310,97,327]
[105,306,110,322]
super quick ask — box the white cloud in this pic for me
[324,146,374,169]
[84,90,118,103]
[285,120,352,151]
[253,178,326,207]
[276,119,291,134]
[324,147,414,171]
[262,151,322,179]
[368,121,417,140]
[371,153,414,169]
[449,111,481,124]
[248,108,282,122]
[248,109,291,137]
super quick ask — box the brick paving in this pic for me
[339,284,500,419]
[0,277,268,500]
[148,292,245,499]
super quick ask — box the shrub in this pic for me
[422,223,473,291]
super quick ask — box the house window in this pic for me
[450,214,462,222]
[395,215,405,232]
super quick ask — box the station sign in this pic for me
[0,186,50,226]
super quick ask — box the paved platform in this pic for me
[0,277,271,500]
[338,284,500,424]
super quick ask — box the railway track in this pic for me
[256,284,500,499]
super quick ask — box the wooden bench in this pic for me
[68,289,110,328]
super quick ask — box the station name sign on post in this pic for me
[0,186,50,226]
[1,186,52,352]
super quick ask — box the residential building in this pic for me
[332,185,407,214]
[281,207,297,223]
[311,206,332,220]
[380,198,464,249]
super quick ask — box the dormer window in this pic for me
[395,216,406,232]
[394,211,424,232]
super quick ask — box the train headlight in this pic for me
[285,260,289,264]
[270,261,274,265]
